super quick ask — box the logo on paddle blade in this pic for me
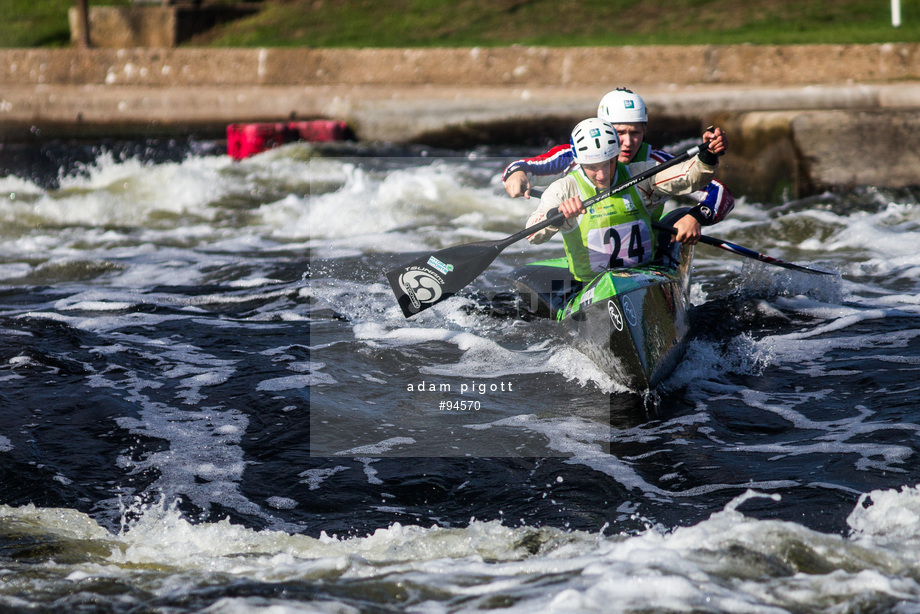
[426,256,454,275]
[398,267,445,309]
[607,300,624,331]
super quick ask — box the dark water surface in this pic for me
[1,140,919,612]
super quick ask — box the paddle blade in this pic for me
[386,241,505,318]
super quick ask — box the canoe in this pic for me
[508,229,693,391]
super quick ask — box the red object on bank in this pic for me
[227,120,349,160]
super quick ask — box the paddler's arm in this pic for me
[640,127,728,245]
[503,144,576,199]
[525,177,580,244]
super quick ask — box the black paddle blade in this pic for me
[386,241,505,318]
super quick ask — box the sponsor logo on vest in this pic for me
[621,194,637,212]
[607,300,624,331]
[398,267,445,309]
[622,295,638,327]
[426,256,454,275]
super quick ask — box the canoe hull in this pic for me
[509,240,693,390]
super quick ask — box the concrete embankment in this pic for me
[1,45,919,199]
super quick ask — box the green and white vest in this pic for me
[562,164,657,281]
[634,142,652,162]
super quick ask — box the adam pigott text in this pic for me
[406,381,514,394]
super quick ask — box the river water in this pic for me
[1,138,919,613]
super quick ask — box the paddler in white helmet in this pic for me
[504,87,734,238]
[525,117,727,283]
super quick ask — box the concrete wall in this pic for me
[1,45,919,198]
[4,44,920,87]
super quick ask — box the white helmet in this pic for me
[570,118,620,165]
[597,88,648,124]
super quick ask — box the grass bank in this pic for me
[4,0,920,48]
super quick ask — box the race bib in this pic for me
[586,221,652,271]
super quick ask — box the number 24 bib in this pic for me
[585,221,652,271]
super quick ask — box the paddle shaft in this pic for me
[652,222,834,275]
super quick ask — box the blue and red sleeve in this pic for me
[501,144,576,182]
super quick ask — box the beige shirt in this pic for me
[526,157,717,243]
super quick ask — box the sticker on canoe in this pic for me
[622,295,639,327]
[607,300,624,331]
